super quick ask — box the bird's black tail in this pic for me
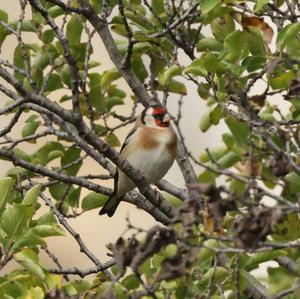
[99,192,121,217]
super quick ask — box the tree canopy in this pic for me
[0,0,300,298]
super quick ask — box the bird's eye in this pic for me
[153,114,163,119]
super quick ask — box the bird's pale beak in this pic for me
[162,114,172,123]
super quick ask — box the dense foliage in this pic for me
[0,0,300,298]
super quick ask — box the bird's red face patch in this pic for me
[152,106,169,127]
[153,106,167,116]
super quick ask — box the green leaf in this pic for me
[198,239,218,261]
[247,28,267,56]
[0,9,8,24]
[199,267,228,289]
[0,177,14,213]
[273,213,300,242]
[62,280,90,296]
[100,68,121,89]
[94,124,108,136]
[89,72,101,88]
[108,86,126,99]
[106,133,121,147]
[204,54,222,74]
[199,112,211,132]
[184,65,207,77]
[33,141,64,165]
[45,73,64,92]
[13,148,31,162]
[66,16,83,46]
[185,60,208,77]
[22,115,41,138]
[225,117,249,146]
[31,224,65,238]
[224,30,246,61]
[165,195,183,208]
[48,5,65,18]
[41,29,55,43]
[22,184,41,208]
[200,147,227,163]
[229,179,246,196]
[14,46,30,76]
[67,187,81,207]
[159,65,182,87]
[211,15,235,41]
[9,20,36,32]
[268,70,294,90]
[33,51,49,71]
[217,151,240,168]
[61,146,82,176]
[49,182,69,201]
[157,79,187,95]
[46,273,63,290]
[47,150,64,161]
[59,64,71,87]
[151,0,165,15]
[88,60,101,69]
[36,211,57,226]
[197,83,211,99]
[286,172,300,193]
[11,231,45,252]
[106,96,124,111]
[222,133,235,149]
[71,42,92,62]
[278,23,300,50]
[14,249,47,280]
[90,0,102,13]
[242,56,266,72]
[210,105,224,125]
[200,0,219,14]
[197,38,223,52]
[25,286,44,299]
[0,9,8,48]
[254,0,269,12]
[198,170,216,184]
[131,56,148,83]
[88,85,106,113]
[245,250,286,271]
[1,204,32,246]
[5,166,32,179]
[81,192,108,211]
[0,278,23,298]
[203,5,233,24]
[122,274,140,290]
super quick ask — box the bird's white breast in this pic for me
[116,127,176,196]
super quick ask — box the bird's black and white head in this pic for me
[141,105,172,128]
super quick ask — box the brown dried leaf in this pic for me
[157,247,199,281]
[233,207,282,249]
[241,157,262,177]
[265,152,291,176]
[206,187,236,231]
[113,237,139,273]
[249,94,266,113]
[172,198,201,227]
[241,14,273,44]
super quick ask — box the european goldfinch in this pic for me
[99,104,177,217]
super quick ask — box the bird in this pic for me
[99,104,177,217]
